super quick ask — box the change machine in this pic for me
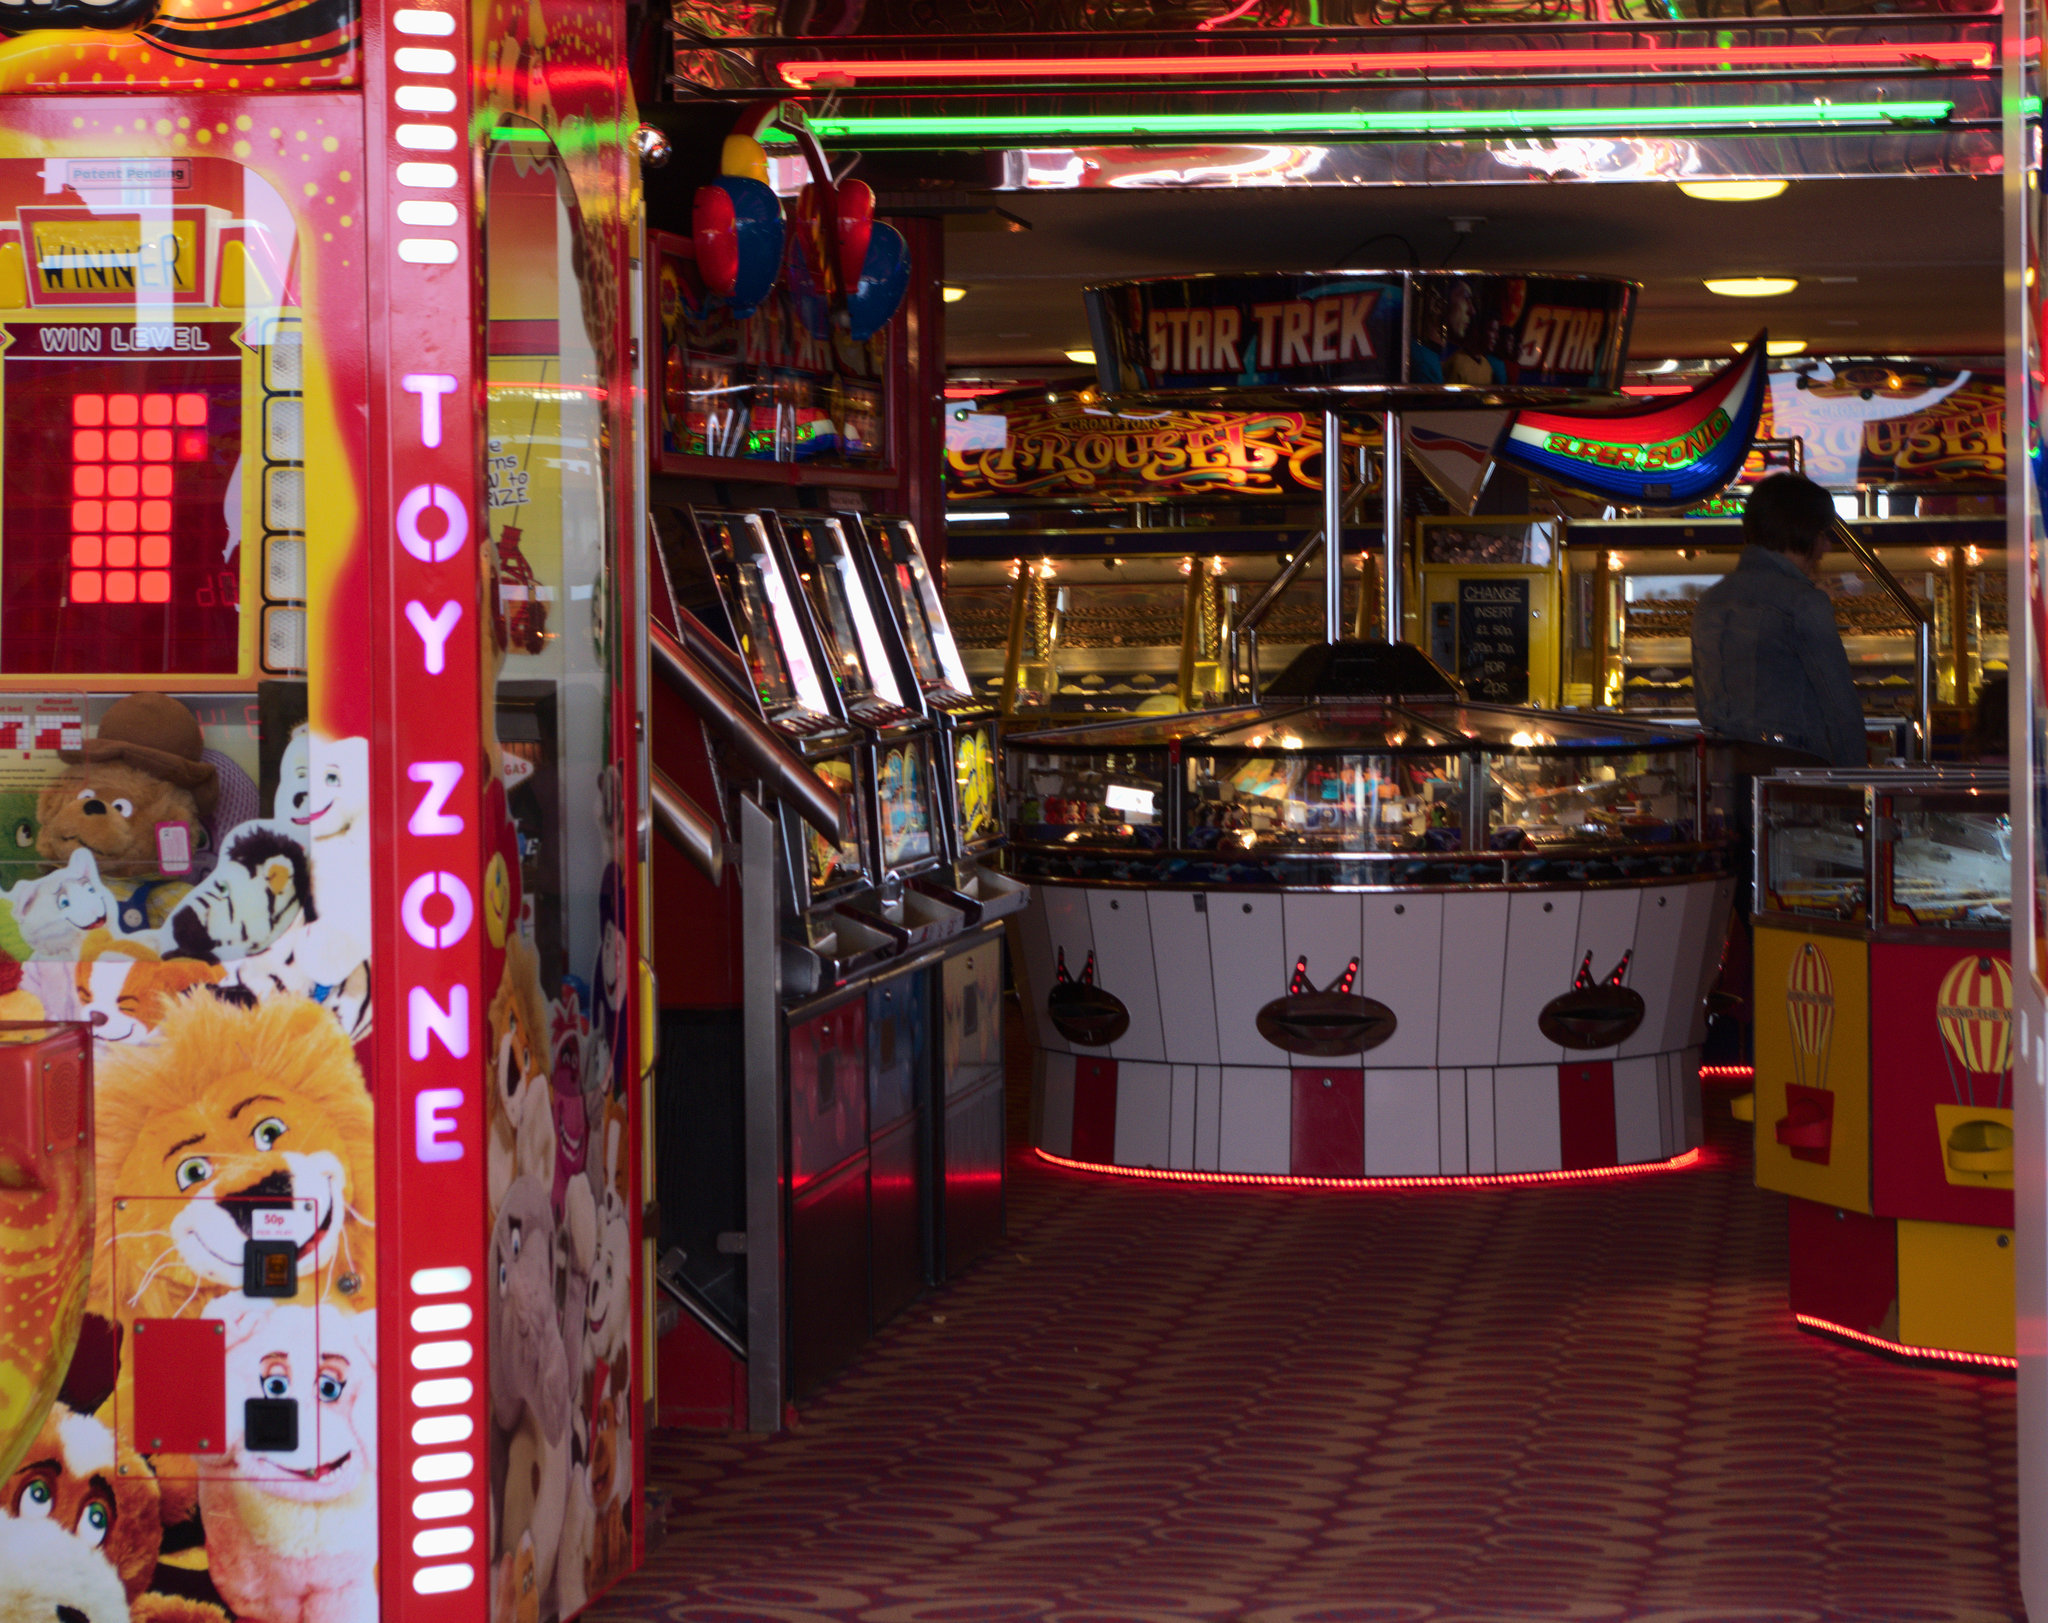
[0,2,654,1622]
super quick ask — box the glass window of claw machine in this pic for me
[480,130,639,1619]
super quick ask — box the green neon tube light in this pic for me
[759,100,1954,144]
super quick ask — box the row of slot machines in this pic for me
[646,507,1025,1419]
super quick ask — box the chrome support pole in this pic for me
[1382,408,1403,643]
[1323,407,1344,644]
[740,794,783,1432]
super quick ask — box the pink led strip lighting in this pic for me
[1794,1312,2017,1371]
[1034,1145,1703,1190]
[779,40,1994,88]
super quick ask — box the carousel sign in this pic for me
[945,397,1376,501]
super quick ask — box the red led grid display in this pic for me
[66,393,197,606]
[0,331,242,676]
[67,391,199,607]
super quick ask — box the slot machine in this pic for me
[849,513,1021,1278]
[0,2,651,1622]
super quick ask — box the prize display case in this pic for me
[1005,649,1734,1186]
[1749,767,2014,1362]
[1568,518,2007,721]
[1007,697,1709,888]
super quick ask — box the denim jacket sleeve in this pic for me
[1789,584,1867,766]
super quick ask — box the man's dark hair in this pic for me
[1743,473,1837,555]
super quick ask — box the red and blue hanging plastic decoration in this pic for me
[1495,334,1769,507]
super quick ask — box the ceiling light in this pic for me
[1677,179,1789,202]
[759,102,1953,148]
[1649,358,1680,374]
[1704,276,1799,298]
[947,510,1013,523]
[1065,348,1097,365]
[942,285,967,303]
[1734,339,1809,355]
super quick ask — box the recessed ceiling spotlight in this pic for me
[1704,276,1799,297]
[1064,348,1097,365]
[942,284,967,303]
[1648,358,1681,374]
[1678,179,1789,202]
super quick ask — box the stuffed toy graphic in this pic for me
[72,931,222,1045]
[1,1399,224,1623]
[0,1511,131,1623]
[197,1298,378,1623]
[489,1175,572,1618]
[37,694,217,930]
[93,994,376,1329]
[488,937,555,1209]
[163,823,313,965]
[6,849,120,959]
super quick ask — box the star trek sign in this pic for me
[1084,270,1633,400]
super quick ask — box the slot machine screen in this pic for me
[777,515,904,711]
[3,341,242,674]
[868,516,972,697]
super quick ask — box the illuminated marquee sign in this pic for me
[1084,270,1633,399]
[946,395,1376,501]
[371,5,488,1616]
[20,207,209,306]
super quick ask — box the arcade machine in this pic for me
[849,512,1022,1282]
[0,2,655,1621]
[651,499,1016,1410]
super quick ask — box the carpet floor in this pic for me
[596,1017,2022,1623]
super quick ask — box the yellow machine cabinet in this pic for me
[1755,768,2015,1366]
[1753,922,1873,1213]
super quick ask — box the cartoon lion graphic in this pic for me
[91,994,376,1327]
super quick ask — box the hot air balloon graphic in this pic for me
[1257,955,1398,1057]
[1777,942,1836,1163]
[1934,954,2015,1188]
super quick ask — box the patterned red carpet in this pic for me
[599,1025,2021,1623]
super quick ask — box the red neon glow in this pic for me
[1621,385,1697,396]
[1034,1144,1703,1190]
[1700,1064,1755,1081]
[778,40,1994,88]
[1793,1312,2017,1371]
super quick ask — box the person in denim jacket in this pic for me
[1690,474,1865,768]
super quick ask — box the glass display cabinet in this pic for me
[1567,518,2006,723]
[1749,767,2014,1363]
[1006,700,1712,887]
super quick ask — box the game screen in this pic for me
[877,737,935,871]
[778,514,904,711]
[695,509,832,718]
[868,516,973,696]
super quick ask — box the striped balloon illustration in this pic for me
[1937,954,2013,1107]
[1787,942,1835,1092]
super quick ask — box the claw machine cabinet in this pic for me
[0,1,651,1619]
[1752,768,2015,1363]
